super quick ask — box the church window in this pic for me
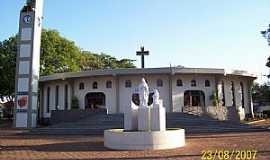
[240,82,245,108]
[176,79,183,86]
[46,87,50,113]
[92,81,98,89]
[205,80,210,87]
[106,80,112,88]
[221,81,225,106]
[231,81,236,106]
[55,85,59,110]
[79,82,84,90]
[191,80,196,87]
[64,84,68,110]
[157,79,163,87]
[125,80,132,88]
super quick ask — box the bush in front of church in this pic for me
[71,96,79,110]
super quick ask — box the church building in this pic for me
[39,67,256,122]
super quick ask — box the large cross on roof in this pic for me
[136,46,149,68]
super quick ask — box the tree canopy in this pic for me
[0,36,17,102]
[0,29,136,101]
[252,82,270,103]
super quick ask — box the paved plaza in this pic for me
[0,129,269,160]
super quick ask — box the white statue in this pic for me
[138,78,149,107]
[153,89,160,105]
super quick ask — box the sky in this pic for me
[1,0,270,83]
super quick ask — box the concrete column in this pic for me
[38,83,44,121]
[115,75,120,113]
[68,79,74,110]
[67,79,75,98]
[168,74,173,112]
[215,76,223,106]
[247,80,254,118]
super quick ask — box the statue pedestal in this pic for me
[151,100,166,131]
[124,102,138,131]
[138,107,151,131]
[104,80,186,151]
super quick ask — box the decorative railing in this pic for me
[182,106,203,116]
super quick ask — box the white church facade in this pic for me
[39,67,256,121]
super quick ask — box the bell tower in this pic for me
[14,0,43,128]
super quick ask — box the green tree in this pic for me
[116,58,136,68]
[40,29,81,75]
[80,51,105,70]
[0,36,17,102]
[80,51,136,70]
[252,82,270,103]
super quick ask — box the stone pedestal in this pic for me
[138,107,151,131]
[124,102,138,131]
[104,80,186,151]
[151,100,166,131]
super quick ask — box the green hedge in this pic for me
[263,110,270,117]
[71,96,79,109]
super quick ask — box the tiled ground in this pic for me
[0,129,269,160]
[249,119,270,128]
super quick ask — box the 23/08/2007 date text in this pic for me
[201,149,257,160]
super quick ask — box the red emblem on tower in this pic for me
[18,96,28,108]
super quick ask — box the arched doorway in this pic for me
[183,90,205,115]
[85,92,106,110]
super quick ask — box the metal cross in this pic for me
[136,46,149,68]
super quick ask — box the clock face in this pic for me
[23,15,32,24]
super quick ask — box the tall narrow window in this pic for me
[92,81,98,89]
[240,82,245,108]
[46,87,50,113]
[79,82,84,90]
[176,79,183,86]
[55,85,59,110]
[106,80,112,88]
[157,79,163,87]
[64,84,68,110]
[191,80,196,87]
[205,80,210,87]
[221,81,225,106]
[125,80,132,88]
[231,81,235,106]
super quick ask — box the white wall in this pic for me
[42,81,70,118]
[118,75,170,113]
[41,73,254,118]
[73,76,116,114]
[223,76,251,114]
[172,74,216,112]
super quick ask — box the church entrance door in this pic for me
[85,92,106,111]
[183,90,205,115]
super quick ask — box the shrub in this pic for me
[71,96,79,109]
[210,90,219,106]
[263,110,270,118]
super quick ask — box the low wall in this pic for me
[206,106,240,122]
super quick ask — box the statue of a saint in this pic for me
[138,78,149,107]
[153,89,160,105]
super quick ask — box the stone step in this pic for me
[30,112,267,136]
[26,126,267,136]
